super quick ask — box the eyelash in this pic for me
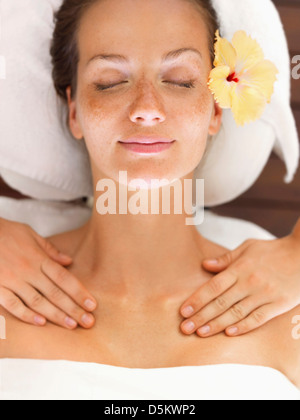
[94,81,196,91]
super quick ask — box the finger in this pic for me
[34,234,72,266]
[202,240,255,273]
[180,271,237,318]
[196,296,266,337]
[0,286,46,326]
[225,303,278,337]
[31,274,96,329]
[181,285,247,335]
[11,282,80,330]
[41,259,97,313]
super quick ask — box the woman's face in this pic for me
[67,0,222,187]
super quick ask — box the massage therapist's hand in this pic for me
[0,218,97,329]
[180,228,300,337]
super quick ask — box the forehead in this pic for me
[77,0,210,66]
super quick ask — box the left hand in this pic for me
[179,234,300,337]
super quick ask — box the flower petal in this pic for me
[232,30,264,73]
[231,83,267,126]
[213,30,237,71]
[208,65,235,108]
[240,59,279,102]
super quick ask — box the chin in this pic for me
[118,171,180,190]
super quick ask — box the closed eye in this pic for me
[95,82,128,91]
[94,81,196,91]
[164,81,196,89]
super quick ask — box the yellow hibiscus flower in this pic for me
[207,30,279,126]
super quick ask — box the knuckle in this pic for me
[252,310,265,325]
[248,273,264,289]
[215,296,228,311]
[54,266,69,286]
[209,278,222,296]
[263,282,276,296]
[230,304,245,320]
[49,286,64,302]
[19,258,32,271]
[193,312,206,326]
[224,252,233,265]
[5,296,21,311]
[233,259,248,272]
[44,240,56,255]
[29,293,44,309]
[40,258,49,272]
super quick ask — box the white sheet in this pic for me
[0,360,299,400]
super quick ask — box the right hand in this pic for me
[0,218,97,329]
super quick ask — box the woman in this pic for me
[1,0,300,339]
[0,0,300,400]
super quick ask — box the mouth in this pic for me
[119,142,175,154]
[118,136,176,154]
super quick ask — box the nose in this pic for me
[129,82,166,126]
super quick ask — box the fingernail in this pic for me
[227,327,238,336]
[59,253,72,261]
[84,299,97,311]
[198,325,211,336]
[34,316,46,326]
[205,259,219,265]
[182,321,195,333]
[82,314,94,326]
[65,317,77,329]
[181,305,194,317]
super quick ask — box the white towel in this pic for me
[1,360,299,400]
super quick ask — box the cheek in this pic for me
[76,93,115,154]
[78,94,105,131]
[179,90,213,148]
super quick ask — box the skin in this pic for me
[0,0,299,338]
[1,0,300,389]
[181,221,300,338]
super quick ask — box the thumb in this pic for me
[202,246,246,273]
[35,235,73,266]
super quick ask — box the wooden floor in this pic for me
[211,0,300,237]
[0,0,300,237]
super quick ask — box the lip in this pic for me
[120,142,175,154]
[119,135,176,154]
[119,135,175,144]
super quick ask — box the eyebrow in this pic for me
[87,48,203,66]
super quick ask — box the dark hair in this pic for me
[50,0,220,102]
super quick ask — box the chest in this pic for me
[3,304,271,369]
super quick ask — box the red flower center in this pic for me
[227,72,240,83]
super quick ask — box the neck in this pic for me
[71,176,207,301]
